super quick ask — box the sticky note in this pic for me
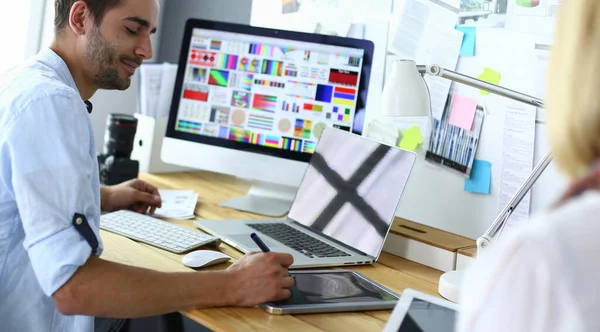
[464,160,492,194]
[398,126,423,152]
[455,26,476,56]
[476,67,501,95]
[449,94,477,130]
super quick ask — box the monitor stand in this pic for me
[219,180,298,217]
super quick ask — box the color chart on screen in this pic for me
[175,28,365,154]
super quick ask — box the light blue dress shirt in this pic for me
[0,48,103,332]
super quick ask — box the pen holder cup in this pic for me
[130,113,193,174]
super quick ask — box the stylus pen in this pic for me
[252,233,294,280]
[250,233,271,252]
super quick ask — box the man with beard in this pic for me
[0,1,295,331]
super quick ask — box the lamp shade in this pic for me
[382,60,431,118]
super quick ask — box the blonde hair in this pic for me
[547,0,600,179]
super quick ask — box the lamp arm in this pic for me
[415,63,552,254]
[476,150,553,253]
[417,64,544,109]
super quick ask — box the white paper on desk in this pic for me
[365,119,400,146]
[154,189,198,219]
[139,64,163,117]
[496,104,536,236]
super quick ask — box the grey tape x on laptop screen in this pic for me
[288,129,414,257]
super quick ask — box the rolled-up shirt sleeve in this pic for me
[6,91,102,297]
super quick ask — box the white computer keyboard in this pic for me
[100,210,220,254]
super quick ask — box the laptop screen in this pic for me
[288,128,416,258]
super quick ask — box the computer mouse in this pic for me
[181,250,231,268]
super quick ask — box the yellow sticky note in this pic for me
[476,67,501,95]
[398,126,423,152]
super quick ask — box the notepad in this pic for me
[455,26,476,56]
[464,160,492,194]
[398,126,423,152]
[153,189,199,219]
[449,94,478,130]
[477,67,501,95]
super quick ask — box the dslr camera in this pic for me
[97,113,140,185]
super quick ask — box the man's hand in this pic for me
[101,179,162,214]
[224,252,295,307]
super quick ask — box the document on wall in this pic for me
[139,64,163,118]
[534,42,551,123]
[364,18,390,118]
[390,0,458,59]
[156,63,178,118]
[139,63,178,118]
[389,0,461,120]
[420,29,463,120]
[153,189,199,219]
[496,104,536,235]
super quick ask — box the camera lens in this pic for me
[103,113,138,159]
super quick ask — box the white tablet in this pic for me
[383,288,459,332]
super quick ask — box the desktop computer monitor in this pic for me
[161,19,374,217]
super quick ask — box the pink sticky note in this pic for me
[449,95,478,130]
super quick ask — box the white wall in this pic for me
[156,0,253,63]
[246,1,567,239]
[390,27,567,239]
[0,0,45,72]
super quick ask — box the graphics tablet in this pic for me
[259,270,400,314]
[383,288,459,332]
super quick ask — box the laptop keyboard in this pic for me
[247,223,351,258]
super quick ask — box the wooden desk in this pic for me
[458,247,477,258]
[100,171,444,332]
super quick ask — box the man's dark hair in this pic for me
[54,0,123,34]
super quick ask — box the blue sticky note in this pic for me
[464,160,491,194]
[455,26,476,57]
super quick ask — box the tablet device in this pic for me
[259,270,400,315]
[383,288,459,332]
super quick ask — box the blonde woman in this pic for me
[457,1,600,331]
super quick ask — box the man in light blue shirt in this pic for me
[0,0,295,331]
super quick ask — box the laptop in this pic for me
[194,128,416,268]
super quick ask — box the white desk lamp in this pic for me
[382,59,552,303]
